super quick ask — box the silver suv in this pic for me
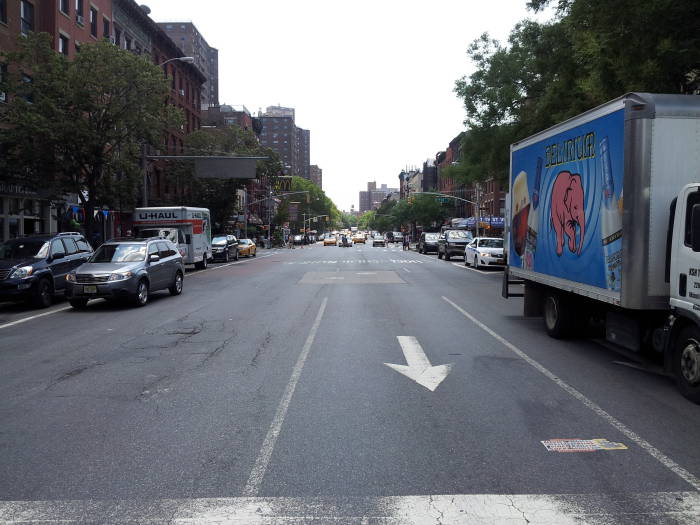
[65,238,184,308]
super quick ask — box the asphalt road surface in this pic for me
[1,243,700,524]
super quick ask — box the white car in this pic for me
[464,237,505,269]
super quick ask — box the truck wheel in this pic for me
[195,255,207,270]
[673,326,700,403]
[31,278,52,308]
[543,292,574,339]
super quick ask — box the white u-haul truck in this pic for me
[502,93,700,402]
[133,207,212,269]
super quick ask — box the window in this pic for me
[21,74,33,103]
[89,7,97,37]
[103,18,109,39]
[0,0,6,24]
[124,35,131,50]
[147,243,158,258]
[62,237,78,255]
[20,1,34,36]
[684,191,700,248]
[59,0,69,15]
[75,0,83,22]
[114,26,121,46]
[0,63,7,103]
[50,239,65,257]
[157,242,170,258]
[59,34,69,56]
[76,238,91,252]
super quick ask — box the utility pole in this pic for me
[266,183,272,249]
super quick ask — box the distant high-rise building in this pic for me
[258,106,311,180]
[359,181,398,213]
[310,165,323,189]
[159,22,219,108]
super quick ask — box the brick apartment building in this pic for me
[159,21,218,109]
[0,0,206,241]
[359,182,397,213]
[258,106,311,180]
[309,165,322,189]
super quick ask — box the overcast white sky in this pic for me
[144,0,552,211]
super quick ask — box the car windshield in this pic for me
[239,239,250,245]
[447,230,469,239]
[479,238,503,248]
[0,239,50,259]
[425,234,438,240]
[212,236,228,245]
[91,244,146,263]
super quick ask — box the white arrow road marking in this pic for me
[384,336,453,391]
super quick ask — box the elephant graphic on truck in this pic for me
[550,170,585,256]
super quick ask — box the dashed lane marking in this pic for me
[242,297,328,496]
[442,295,700,491]
[0,306,72,330]
[451,261,501,275]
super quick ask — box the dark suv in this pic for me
[417,232,440,254]
[437,230,473,261]
[65,237,184,308]
[0,232,93,308]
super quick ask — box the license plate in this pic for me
[496,259,505,264]
[83,285,97,294]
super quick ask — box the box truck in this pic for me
[133,207,212,269]
[502,93,700,401]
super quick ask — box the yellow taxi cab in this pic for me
[237,238,257,257]
[352,233,365,244]
[323,235,337,246]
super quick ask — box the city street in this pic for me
[1,244,700,524]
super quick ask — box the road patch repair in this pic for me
[299,271,405,284]
[542,438,628,452]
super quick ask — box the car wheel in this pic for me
[464,254,469,266]
[169,271,183,296]
[234,249,239,261]
[474,256,479,269]
[69,298,88,309]
[444,252,451,261]
[224,251,229,263]
[134,279,149,307]
[31,278,53,308]
[252,249,256,257]
[543,292,574,339]
[673,326,700,403]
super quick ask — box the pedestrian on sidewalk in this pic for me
[403,234,410,251]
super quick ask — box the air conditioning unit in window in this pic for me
[179,89,185,96]
[76,14,84,25]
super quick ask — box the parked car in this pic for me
[323,235,337,246]
[0,232,93,308]
[237,238,257,257]
[372,235,386,247]
[211,235,239,262]
[465,237,505,269]
[417,232,439,254]
[65,237,184,308]
[437,230,472,260]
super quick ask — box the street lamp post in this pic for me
[141,56,195,207]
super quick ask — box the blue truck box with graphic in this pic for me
[502,93,700,402]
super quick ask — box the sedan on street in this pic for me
[372,235,386,247]
[237,239,257,257]
[465,237,505,269]
[323,235,337,246]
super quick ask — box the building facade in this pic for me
[310,165,322,189]
[159,21,218,109]
[359,182,397,213]
[258,106,311,180]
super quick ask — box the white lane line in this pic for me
[0,306,72,330]
[2,491,698,523]
[403,267,411,273]
[450,262,500,275]
[442,295,700,491]
[242,297,328,497]
[190,253,275,275]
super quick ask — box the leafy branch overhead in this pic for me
[0,33,183,235]
[452,0,700,187]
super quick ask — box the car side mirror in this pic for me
[51,252,65,260]
[149,254,160,262]
[691,204,700,252]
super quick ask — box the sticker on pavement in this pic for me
[541,438,628,452]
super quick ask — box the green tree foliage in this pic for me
[274,176,340,230]
[0,33,182,237]
[181,126,282,230]
[361,194,445,233]
[453,0,700,187]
